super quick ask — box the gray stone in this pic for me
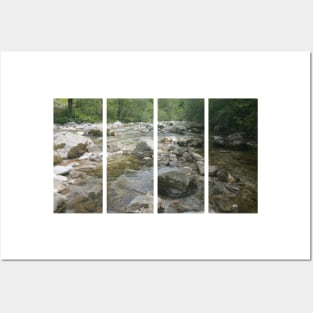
[133,141,153,158]
[190,152,203,161]
[111,121,123,128]
[54,165,73,176]
[225,133,245,148]
[197,161,204,176]
[84,124,103,136]
[213,136,224,147]
[125,195,153,213]
[158,169,197,198]
[209,166,218,177]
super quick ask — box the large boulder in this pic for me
[54,132,94,159]
[158,168,197,198]
[133,141,153,158]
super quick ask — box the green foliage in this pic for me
[158,99,204,123]
[107,99,153,123]
[54,99,102,124]
[209,99,257,139]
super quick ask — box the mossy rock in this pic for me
[68,143,88,159]
[88,129,103,137]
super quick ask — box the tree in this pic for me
[68,98,73,119]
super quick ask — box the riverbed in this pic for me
[209,141,258,213]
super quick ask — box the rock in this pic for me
[111,121,123,128]
[54,179,67,193]
[158,154,169,166]
[54,192,66,213]
[65,122,78,128]
[79,152,91,160]
[84,124,103,137]
[191,128,202,133]
[158,169,197,198]
[107,129,116,136]
[209,166,218,177]
[125,195,153,213]
[188,138,204,148]
[197,161,204,175]
[177,138,191,147]
[107,142,123,153]
[54,175,68,182]
[133,141,153,158]
[54,132,94,159]
[190,152,203,161]
[158,124,165,129]
[246,140,257,149]
[169,146,186,157]
[54,165,73,175]
[161,136,177,143]
[217,170,239,183]
[65,176,103,213]
[182,151,192,161]
[225,133,245,149]
[213,136,224,147]
[54,151,62,165]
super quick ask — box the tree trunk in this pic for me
[68,98,73,119]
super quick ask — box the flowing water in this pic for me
[107,123,154,213]
[209,141,258,213]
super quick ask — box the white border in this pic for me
[0,52,310,260]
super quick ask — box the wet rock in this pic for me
[133,141,153,158]
[54,132,94,159]
[158,169,197,198]
[217,170,239,183]
[197,161,204,176]
[213,136,224,147]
